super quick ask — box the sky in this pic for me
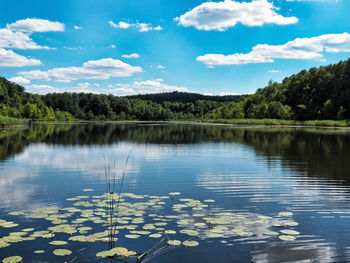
[0,0,349,96]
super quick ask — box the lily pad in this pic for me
[2,256,22,263]
[96,250,114,258]
[279,235,296,241]
[280,230,299,235]
[183,240,199,247]
[149,233,162,238]
[34,250,45,254]
[278,212,293,217]
[125,234,141,239]
[110,247,129,256]
[167,240,181,246]
[53,249,72,256]
[263,231,279,236]
[49,240,68,246]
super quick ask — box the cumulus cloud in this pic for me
[287,0,341,2]
[176,0,298,31]
[108,79,188,96]
[220,91,237,95]
[0,48,42,67]
[0,18,65,67]
[8,76,31,84]
[18,58,142,82]
[268,69,281,73]
[197,32,350,65]
[74,25,83,30]
[0,29,49,49]
[109,20,162,32]
[26,84,58,94]
[122,53,140,59]
[7,18,65,33]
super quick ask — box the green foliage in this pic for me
[1,57,350,123]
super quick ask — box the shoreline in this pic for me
[3,117,350,130]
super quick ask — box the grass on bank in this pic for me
[0,115,29,126]
[201,118,350,127]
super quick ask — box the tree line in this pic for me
[1,57,350,121]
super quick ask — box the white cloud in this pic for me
[156,65,165,69]
[287,0,341,2]
[220,91,237,95]
[109,20,162,32]
[63,46,82,50]
[74,25,83,30]
[197,32,350,65]
[268,69,281,73]
[109,21,118,28]
[0,28,50,49]
[0,48,42,67]
[8,76,31,84]
[18,58,142,82]
[137,23,162,32]
[27,84,58,94]
[7,18,65,33]
[122,53,140,59]
[175,0,298,31]
[108,79,188,96]
[108,44,116,48]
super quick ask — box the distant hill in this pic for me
[125,91,245,103]
[1,57,350,121]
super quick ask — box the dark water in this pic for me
[1,123,350,262]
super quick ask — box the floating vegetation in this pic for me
[167,240,181,246]
[49,240,68,246]
[278,212,293,217]
[0,189,302,262]
[280,230,300,235]
[53,249,72,256]
[183,240,199,247]
[279,235,296,241]
[2,256,22,263]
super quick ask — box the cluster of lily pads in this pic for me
[1,190,300,262]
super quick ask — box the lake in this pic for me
[1,123,350,262]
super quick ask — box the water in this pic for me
[1,123,350,262]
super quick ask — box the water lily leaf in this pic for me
[263,231,279,236]
[149,233,162,238]
[280,230,299,235]
[194,222,206,227]
[8,212,24,216]
[0,241,10,248]
[22,228,34,232]
[53,249,72,256]
[278,212,293,217]
[34,250,45,254]
[69,235,87,242]
[125,234,141,239]
[167,240,181,246]
[96,250,114,258]
[49,240,68,246]
[279,235,296,241]
[110,247,128,256]
[205,233,223,238]
[284,221,299,227]
[164,230,176,234]
[83,189,94,192]
[2,256,22,263]
[183,240,199,247]
[204,199,215,203]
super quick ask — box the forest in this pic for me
[1,57,350,122]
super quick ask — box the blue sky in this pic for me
[0,0,349,96]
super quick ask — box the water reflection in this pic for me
[1,123,350,262]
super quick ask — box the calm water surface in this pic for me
[1,123,350,262]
